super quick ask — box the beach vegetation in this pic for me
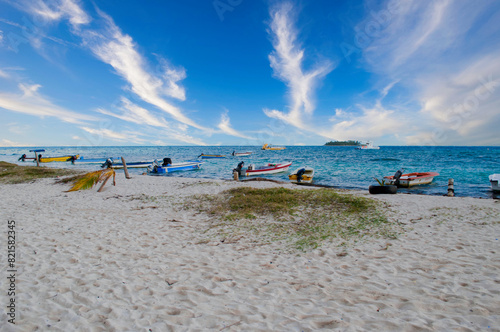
[0,161,81,184]
[373,177,387,186]
[66,168,116,192]
[186,187,399,251]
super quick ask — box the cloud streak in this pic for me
[75,7,206,130]
[12,0,211,145]
[320,0,500,145]
[0,83,96,124]
[217,110,254,140]
[264,2,333,129]
[97,97,170,129]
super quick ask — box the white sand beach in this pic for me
[1,173,499,331]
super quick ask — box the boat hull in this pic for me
[384,172,439,188]
[74,157,122,164]
[200,155,226,159]
[245,162,292,176]
[261,144,285,150]
[148,161,203,174]
[490,174,500,192]
[288,167,314,183]
[39,154,80,162]
[110,161,152,169]
[232,152,252,157]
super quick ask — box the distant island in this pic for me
[324,140,361,146]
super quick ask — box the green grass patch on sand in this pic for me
[186,187,399,251]
[0,161,82,184]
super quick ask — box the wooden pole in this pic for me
[447,178,454,197]
[97,176,111,192]
[121,157,131,179]
[35,153,40,167]
[233,170,239,181]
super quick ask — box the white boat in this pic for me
[147,160,203,174]
[356,141,380,150]
[288,166,314,183]
[231,151,252,157]
[240,162,292,176]
[489,174,500,192]
[384,171,439,188]
[108,161,153,169]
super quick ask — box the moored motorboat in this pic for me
[199,154,226,159]
[234,161,292,177]
[489,174,500,192]
[73,157,121,164]
[288,166,314,183]
[18,154,36,161]
[356,141,379,150]
[384,170,439,187]
[231,151,252,157]
[262,144,286,150]
[39,154,80,162]
[147,158,203,174]
[102,159,153,169]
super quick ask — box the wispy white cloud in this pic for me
[342,0,500,145]
[0,83,96,124]
[0,69,8,78]
[0,18,24,29]
[217,110,254,139]
[21,0,90,28]
[76,8,205,130]
[0,139,29,147]
[322,103,400,141]
[321,82,403,141]
[264,2,333,129]
[80,126,146,144]
[97,97,170,128]
[95,98,209,145]
[14,0,206,133]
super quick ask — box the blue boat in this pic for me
[147,160,203,174]
[198,154,226,159]
[73,157,122,164]
[109,161,153,169]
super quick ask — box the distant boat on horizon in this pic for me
[262,144,286,150]
[356,141,380,150]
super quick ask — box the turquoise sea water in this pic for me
[1,146,499,198]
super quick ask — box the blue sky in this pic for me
[0,0,499,146]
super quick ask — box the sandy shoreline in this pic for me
[1,173,499,331]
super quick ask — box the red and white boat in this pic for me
[384,171,439,188]
[244,162,292,176]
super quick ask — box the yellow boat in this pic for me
[288,167,314,183]
[262,144,286,150]
[39,154,80,163]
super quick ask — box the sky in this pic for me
[0,0,499,147]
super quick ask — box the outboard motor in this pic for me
[69,155,77,164]
[392,169,403,186]
[102,158,113,169]
[162,158,172,166]
[233,161,245,177]
[18,154,27,162]
[296,168,306,183]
